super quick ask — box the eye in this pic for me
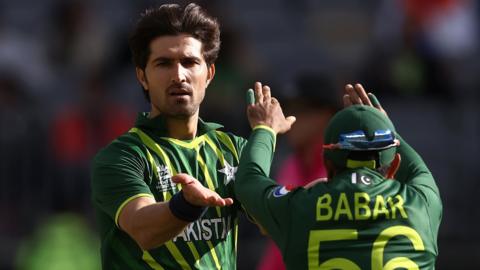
[181,58,200,67]
[155,60,170,67]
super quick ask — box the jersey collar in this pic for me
[134,112,223,138]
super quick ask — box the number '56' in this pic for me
[308,226,425,270]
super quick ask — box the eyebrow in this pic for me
[151,55,202,64]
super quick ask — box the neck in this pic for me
[166,116,198,140]
[148,110,199,140]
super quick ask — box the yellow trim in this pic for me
[142,251,165,270]
[129,128,178,175]
[204,136,225,166]
[253,125,277,151]
[346,159,376,169]
[196,151,221,217]
[234,220,238,254]
[207,240,221,270]
[115,193,154,226]
[187,242,201,264]
[130,127,181,196]
[162,135,206,149]
[253,125,276,137]
[215,131,239,162]
[165,241,192,270]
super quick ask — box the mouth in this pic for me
[168,85,192,97]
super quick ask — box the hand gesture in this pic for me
[246,82,296,134]
[343,83,387,116]
[172,174,234,207]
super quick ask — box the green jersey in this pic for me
[91,113,246,270]
[235,128,442,270]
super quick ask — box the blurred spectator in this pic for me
[47,0,111,74]
[48,71,134,213]
[0,71,49,268]
[367,0,479,99]
[257,74,340,270]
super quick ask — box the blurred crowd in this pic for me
[0,0,479,269]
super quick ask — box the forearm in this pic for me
[131,202,189,249]
[395,134,433,184]
[119,196,191,250]
[235,127,277,216]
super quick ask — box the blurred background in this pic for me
[0,0,479,269]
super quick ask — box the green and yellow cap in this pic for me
[323,105,398,169]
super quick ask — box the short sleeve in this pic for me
[91,142,153,226]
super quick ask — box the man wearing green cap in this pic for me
[235,83,442,269]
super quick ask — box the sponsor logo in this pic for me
[156,165,176,192]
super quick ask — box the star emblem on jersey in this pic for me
[218,160,237,185]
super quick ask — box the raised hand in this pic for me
[172,174,234,207]
[246,82,296,134]
[343,83,387,116]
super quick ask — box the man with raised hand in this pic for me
[236,83,442,269]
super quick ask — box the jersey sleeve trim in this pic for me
[115,193,155,226]
[253,125,276,136]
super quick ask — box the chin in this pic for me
[167,107,198,119]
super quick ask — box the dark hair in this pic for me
[128,3,221,101]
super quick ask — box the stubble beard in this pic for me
[157,100,199,120]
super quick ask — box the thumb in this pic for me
[286,116,296,126]
[171,173,194,185]
[367,93,383,110]
[367,93,388,116]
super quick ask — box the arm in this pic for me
[119,174,233,250]
[343,84,440,197]
[118,196,187,250]
[92,144,233,250]
[235,82,296,242]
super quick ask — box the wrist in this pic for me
[253,125,277,136]
[169,191,208,222]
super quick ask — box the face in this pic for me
[136,34,215,119]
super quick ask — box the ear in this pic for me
[386,153,401,179]
[206,64,215,85]
[136,68,149,90]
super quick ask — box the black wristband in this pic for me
[169,191,208,222]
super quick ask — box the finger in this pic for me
[207,195,226,206]
[171,173,194,185]
[223,198,234,206]
[254,82,263,104]
[367,92,388,116]
[343,94,352,107]
[246,88,255,105]
[214,197,234,207]
[286,116,296,126]
[367,93,382,109]
[262,85,271,104]
[354,83,372,106]
[345,84,362,105]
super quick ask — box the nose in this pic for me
[171,63,187,83]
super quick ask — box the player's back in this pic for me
[282,167,439,270]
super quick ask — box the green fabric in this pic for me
[91,113,246,269]
[324,105,397,168]
[235,129,442,270]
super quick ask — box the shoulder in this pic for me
[213,130,247,146]
[93,132,147,167]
